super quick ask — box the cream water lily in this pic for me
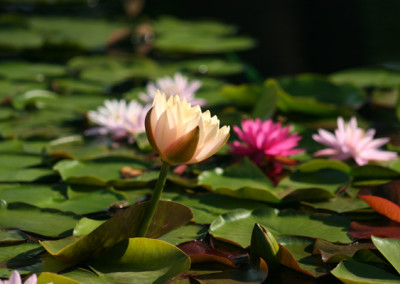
[145,92,230,165]
[137,91,229,237]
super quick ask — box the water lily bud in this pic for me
[145,91,230,165]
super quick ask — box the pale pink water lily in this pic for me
[312,116,398,165]
[0,271,37,284]
[145,91,229,165]
[140,73,205,106]
[86,99,150,143]
[229,118,304,178]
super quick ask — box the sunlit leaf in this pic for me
[210,207,352,248]
[372,236,400,274]
[198,158,282,203]
[0,203,79,237]
[331,259,400,284]
[40,201,192,262]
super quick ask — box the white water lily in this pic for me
[145,91,229,165]
[140,73,205,106]
[86,99,149,142]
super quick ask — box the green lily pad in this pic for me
[170,193,266,224]
[268,79,339,117]
[330,67,400,88]
[12,89,57,110]
[0,61,65,82]
[198,158,282,203]
[30,17,124,49]
[331,259,400,284]
[0,203,79,237]
[0,29,42,51]
[0,184,65,208]
[0,229,28,244]
[278,73,366,107]
[159,223,208,245]
[52,78,105,94]
[40,200,192,262]
[0,242,43,268]
[62,238,190,284]
[53,158,150,187]
[278,236,328,277]
[302,196,369,213]
[219,83,261,107]
[38,272,80,284]
[372,236,400,274]
[279,160,351,202]
[179,58,243,76]
[210,207,352,248]
[351,165,400,187]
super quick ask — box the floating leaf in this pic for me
[0,243,42,265]
[330,67,400,88]
[278,236,328,277]
[0,61,65,81]
[351,166,400,187]
[198,158,282,203]
[372,236,400,274]
[40,201,192,262]
[38,272,80,284]
[0,229,28,244]
[53,158,150,187]
[0,203,79,237]
[63,238,190,284]
[331,259,400,284]
[278,73,366,107]
[30,17,124,49]
[170,193,266,224]
[252,80,278,120]
[210,207,352,248]
[279,159,350,202]
[159,223,207,246]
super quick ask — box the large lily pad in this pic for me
[372,236,400,274]
[210,207,352,248]
[53,158,152,187]
[331,259,400,284]
[0,203,79,237]
[40,200,192,262]
[198,158,282,203]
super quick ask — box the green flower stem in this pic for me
[137,161,170,237]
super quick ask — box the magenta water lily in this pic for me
[313,116,398,165]
[229,118,304,177]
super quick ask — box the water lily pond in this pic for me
[1,1,400,284]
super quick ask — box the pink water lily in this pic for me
[229,118,304,178]
[145,91,229,165]
[140,73,205,106]
[312,116,398,165]
[0,271,37,284]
